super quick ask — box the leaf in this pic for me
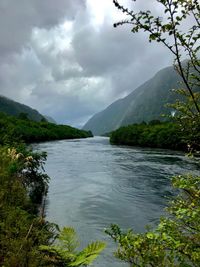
[59,227,80,253]
[146,233,154,239]
[69,241,106,266]
[40,228,105,266]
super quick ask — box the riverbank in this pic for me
[110,121,187,151]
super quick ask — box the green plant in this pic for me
[40,227,106,266]
[0,145,58,266]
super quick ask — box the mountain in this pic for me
[83,65,183,135]
[0,95,47,122]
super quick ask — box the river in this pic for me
[33,136,198,267]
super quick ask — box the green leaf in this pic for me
[69,241,106,266]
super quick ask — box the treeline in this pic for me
[0,112,92,144]
[110,120,187,150]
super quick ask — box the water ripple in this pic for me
[33,137,198,267]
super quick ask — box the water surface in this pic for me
[34,137,197,267]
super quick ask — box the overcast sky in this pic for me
[0,0,173,127]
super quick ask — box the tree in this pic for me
[41,117,48,123]
[18,112,29,120]
[105,1,200,266]
[113,0,200,152]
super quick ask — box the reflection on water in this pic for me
[33,137,197,267]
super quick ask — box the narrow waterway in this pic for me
[33,137,198,267]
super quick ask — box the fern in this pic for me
[40,227,106,266]
[69,241,106,266]
[59,227,80,253]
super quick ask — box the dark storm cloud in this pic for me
[0,0,84,58]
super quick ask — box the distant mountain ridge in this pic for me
[0,95,55,123]
[83,65,183,135]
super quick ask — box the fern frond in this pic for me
[69,241,106,266]
[59,227,80,253]
[40,228,106,266]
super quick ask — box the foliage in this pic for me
[0,145,58,266]
[18,112,30,121]
[106,174,200,266]
[40,227,106,266]
[169,90,200,154]
[110,121,186,150]
[0,112,93,145]
[6,145,49,206]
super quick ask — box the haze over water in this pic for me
[34,137,198,267]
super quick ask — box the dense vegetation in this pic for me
[0,112,92,144]
[0,145,57,266]
[110,121,187,150]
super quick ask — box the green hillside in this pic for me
[83,65,182,135]
[0,95,46,121]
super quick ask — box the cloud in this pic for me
[0,0,84,59]
[27,76,112,126]
[0,0,173,127]
[72,17,172,97]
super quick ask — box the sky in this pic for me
[0,0,173,127]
